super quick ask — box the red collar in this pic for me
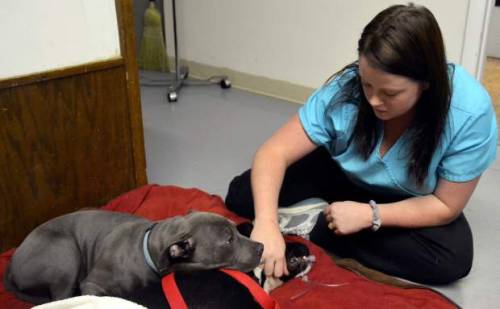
[162,269,280,309]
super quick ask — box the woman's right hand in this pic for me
[249,114,315,278]
[250,219,289,278]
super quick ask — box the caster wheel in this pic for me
[167,91,178,102]
[220,79,231,89]
[180,65,189,80]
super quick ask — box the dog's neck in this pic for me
[143,223,160,276]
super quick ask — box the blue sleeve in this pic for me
[298,87,335,147]
[298,71,358,152]
[438,100,498,182]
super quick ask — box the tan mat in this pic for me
[482,57,500,141]
[331,255,420,288]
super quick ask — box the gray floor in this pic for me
[140,76,500,308]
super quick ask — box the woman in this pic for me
[225,4,498,284]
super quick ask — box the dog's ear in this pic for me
[152,216,193,271]
[169,238,195,259]
[157,216,192,243]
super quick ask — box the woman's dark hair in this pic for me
[327,3,451,187]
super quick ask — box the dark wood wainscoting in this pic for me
[0,0,147,252]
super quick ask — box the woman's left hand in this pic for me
[323,201,373,235]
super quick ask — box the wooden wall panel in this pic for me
[0,65,140,251]
[0,0,147,252]
[116,0,147,186]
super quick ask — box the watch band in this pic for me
[368,200,382,232]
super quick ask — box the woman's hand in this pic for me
[324,201,372,235]
[250,219,289,278]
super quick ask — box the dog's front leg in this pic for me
[80,265,146,298]
[80,280,108,296]
[79,266,111,296]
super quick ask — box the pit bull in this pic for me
[4,210,264,305]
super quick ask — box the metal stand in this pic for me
[166,0,231,103]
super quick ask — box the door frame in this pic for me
[461,0,495,79]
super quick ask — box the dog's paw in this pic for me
[169,238,195,259]
[281,242,313,280]
[287,256,310,275]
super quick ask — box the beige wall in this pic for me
[163,0,469,91]
[0,0,120,80]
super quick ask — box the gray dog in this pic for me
[4,210,264,305]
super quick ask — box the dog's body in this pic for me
[4,210,263,305]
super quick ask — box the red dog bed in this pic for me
[0,185,457,308]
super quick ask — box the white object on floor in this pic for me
[32,295,147,309]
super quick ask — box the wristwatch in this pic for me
[368,200,382,232]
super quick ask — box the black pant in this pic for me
[225,148,473,285]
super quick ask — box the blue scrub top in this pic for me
[299,64,498,196]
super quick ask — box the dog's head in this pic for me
[151,212,263,274]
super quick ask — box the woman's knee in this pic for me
[414,216,474,284]
[419,252,473,285]
[397,233,473,285]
